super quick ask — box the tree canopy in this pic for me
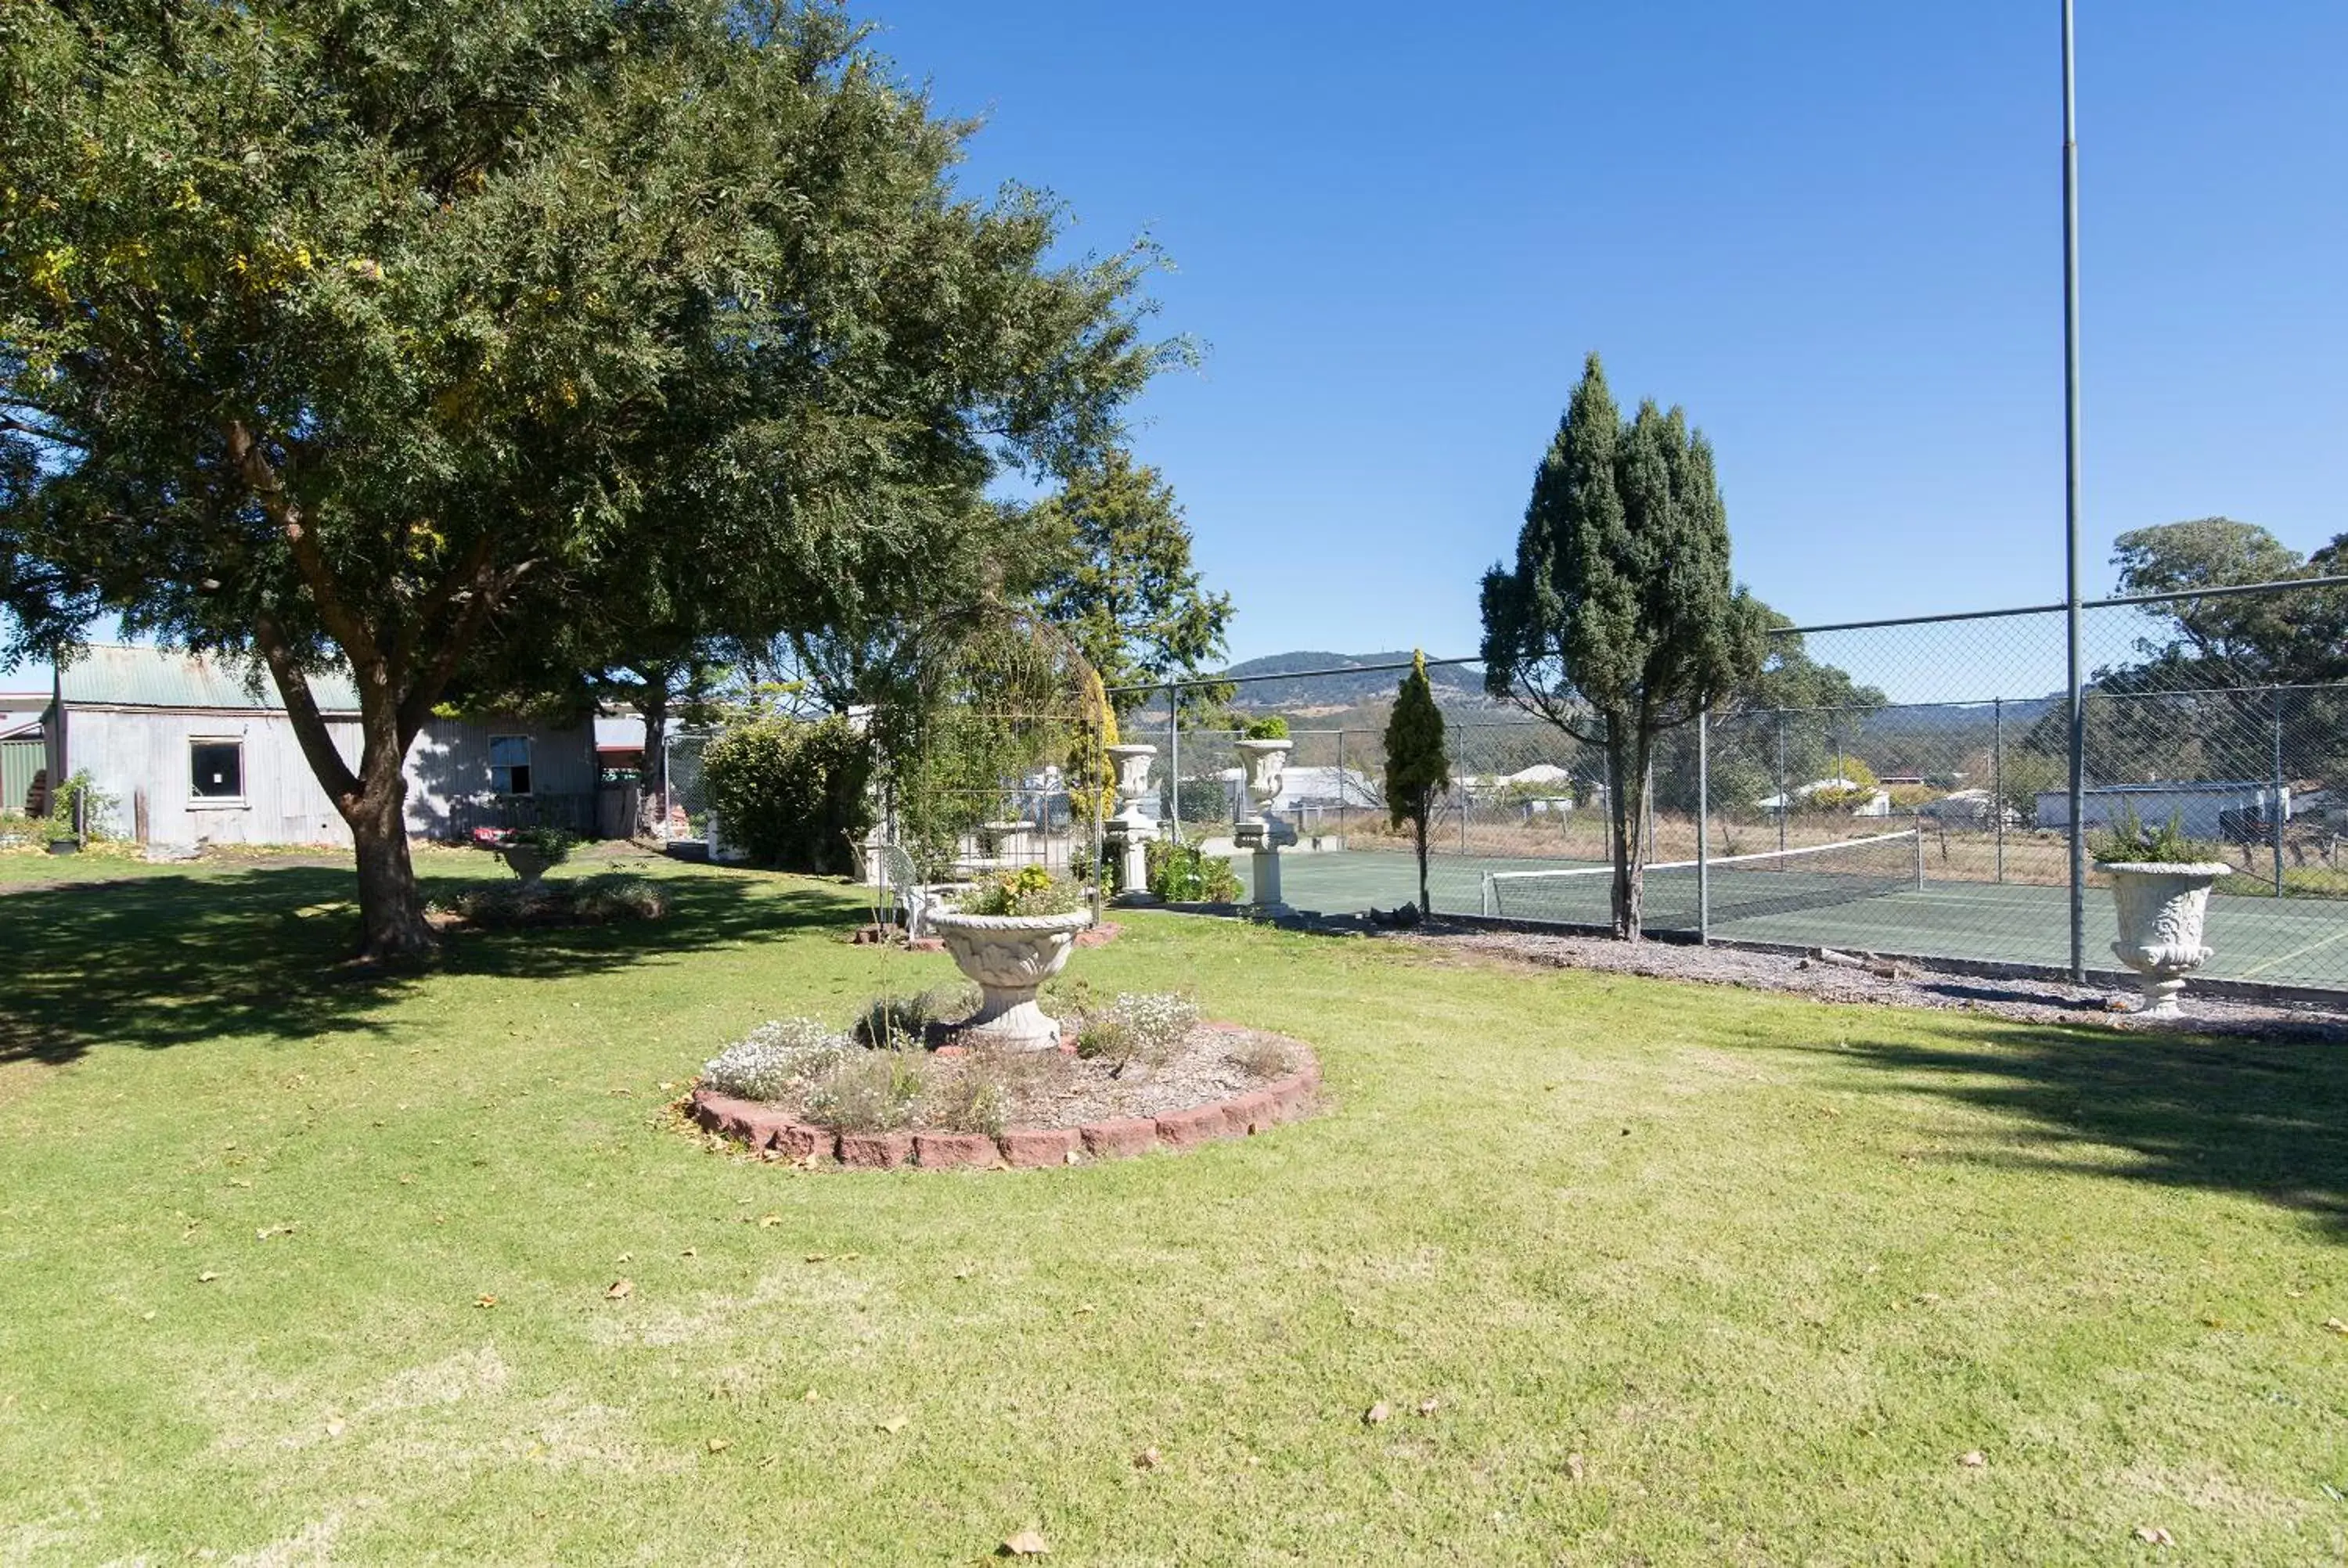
[1479,353,1766,937]
[0,0,1179,955]
[1032,450,1231,717]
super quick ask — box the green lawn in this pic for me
[2,851,2344,1563]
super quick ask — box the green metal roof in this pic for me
[57,644,362,714]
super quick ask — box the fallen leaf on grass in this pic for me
[1565,1452,1586,1481]
[804,1252,827,1262]
[605,1278,633,1300]
[801,1389,819,1403]
[324,1418,346,1439]
[474,1294,499,1309]
[196,1271,219,1283]
[2325,1317,2348,1336]
[880,1416,908,1435]
[1417,1397,1440,1417]
[1073,1304,1096,1317]
[706,1437,731,1454]
[2135,1526,2173,1546]
[1000,1530,1049,1557]
[1959,1451,1986,1469]
[1363,1402,1390,1426]
[616,1253,632,1264]
[1133,1447,1161,1470]
[761,1215,783,1228]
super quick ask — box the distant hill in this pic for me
[1214,650,1493,714]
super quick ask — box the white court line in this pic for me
[2236,923,2348,980]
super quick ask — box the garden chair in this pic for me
[877,840,971,940]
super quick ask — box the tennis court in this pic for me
[1234,837,2348,994]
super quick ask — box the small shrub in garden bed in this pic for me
[927,1070,1009,1137]
[852,982,980,1047]
[956,865,1086,917]
[1076,992,1201,1073]
[1144,835,1242,902]
[805,1049,926,1133]
[704,1019,854,1100]
[1227,1031,1299,1080]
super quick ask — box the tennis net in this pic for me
[1479,829,1925,934]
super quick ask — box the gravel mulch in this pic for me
[1405,923,2348,1044]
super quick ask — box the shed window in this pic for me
[488,735,532,796]
[190,740,244,800]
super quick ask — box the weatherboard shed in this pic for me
[48,645,599,847]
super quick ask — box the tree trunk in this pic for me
[349,772,434,961]
[1414,812,1430,914]
[635,671,672,838]
[1604,722,1645,940]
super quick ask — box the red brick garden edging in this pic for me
[686,1043,1320,1171]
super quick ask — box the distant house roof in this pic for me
[1504,763,1574,786]
[57,644,362,714]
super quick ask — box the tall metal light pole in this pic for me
[2062,0,2087,981]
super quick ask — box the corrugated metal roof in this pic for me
[57,644,362,713]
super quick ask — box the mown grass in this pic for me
[2,853,2344,1563]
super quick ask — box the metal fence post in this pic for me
[1993,697,2005,883]
[1696,703,1711,944]
[1334,727,1345,841]
[2273,688,2287,897]
[1166,685,1179,840]
[1775,711,1788,855]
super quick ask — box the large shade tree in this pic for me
[0,0,1177,957]
[1479,353,1767,938]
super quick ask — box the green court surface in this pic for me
[1235,845,2348,994]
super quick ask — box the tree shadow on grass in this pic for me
[1832,1023,2348,1238]
[0,865,855,1067]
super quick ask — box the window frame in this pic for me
[487,733,534,797]
[188,736,247,807]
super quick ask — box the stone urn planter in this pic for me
[1105,743,1157,827]
[1233,738,1292,828]
[927,908,1095,1049]
[498,846,558,885]
[2104,861,2231,1016]
[1104,743,1158,900]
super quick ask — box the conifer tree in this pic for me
[1480,354,1766,938]
[1383,649,1450,914]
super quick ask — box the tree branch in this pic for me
[253,610,362,805]
[225,419,379,673]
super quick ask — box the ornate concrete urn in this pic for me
[1104,743,1158,898]
[927,908,1094,1049]
[2104,861,2231,1016]
[497,847,557,885]
[1232,739,1292,831]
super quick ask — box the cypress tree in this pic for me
[1479,354,1766,938]
[1384,649,1451,915]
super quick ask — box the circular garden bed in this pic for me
[685,996,1321,1171]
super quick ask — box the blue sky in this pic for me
[8,3,2340,704]
[866,0,2346,673]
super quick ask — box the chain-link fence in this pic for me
[1122,578,2348,998]
[660,732,715,840]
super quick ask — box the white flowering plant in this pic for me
[702,1018,854,1101]
[1075,991,1202,1072]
